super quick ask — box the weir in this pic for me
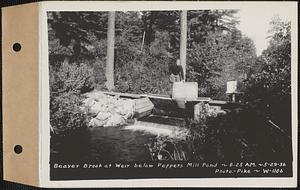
[119,94,210,139]
[92,82,243,139]
[101,90,232,121]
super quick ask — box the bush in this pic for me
[50,62,96,94]
[50,92,89,134]
[50,62,96,134]
[147,137,190,161]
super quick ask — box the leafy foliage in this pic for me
[50,62,95,94]
[188,10,239,44]
[245,19,291,99]
[48,10,257,98]
[244,17,291,134]
[48,11,108,63]
[115,47,171,94]
[50,62,96,133]
[50,92,88,133]
[148,137,189,161]
[187,30,257,98]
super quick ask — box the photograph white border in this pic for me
[39,1,298,188]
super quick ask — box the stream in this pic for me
[50,109,293,180]
[50,119,187,162]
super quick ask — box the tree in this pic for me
[245,17,291,100]
[115,11,144,68]
[188,10,239,44]
[244,17,291,133]
[105,11,116,91]
[47,12,108,64]
[180,10,187,80]
[186,18,256,98]
[48,10,257,98]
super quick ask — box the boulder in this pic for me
[96,111,111,121]
[83,97,96,107]
[84,91,136,127]
[115,99,135,119]
[89,102,105,115]
[104,113,125,127]
[85,91,106,100]
[194,102,226,123]
[89,117,107,128]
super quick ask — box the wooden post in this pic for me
[232,93,236,102]
[141,31,146,51]
[106,11,115,91]
[180,10,187,81]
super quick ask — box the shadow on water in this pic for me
[51,126,157,163]
[88,127,156,161]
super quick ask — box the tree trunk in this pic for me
[106,11,115,91]
[180,10,187,81]
[145,12,154,45]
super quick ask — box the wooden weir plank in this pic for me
[100,90,228,105]
[142,94,172,100]
[103,91,142,98]
[209,100,227,105]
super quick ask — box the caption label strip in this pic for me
[51,161,292,180]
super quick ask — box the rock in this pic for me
[85,91,106,100]
[207,105,226,116]
[194,102,226,123]
[96,111,111,121]
[89,117,107,128]
[115,99,135,119]
[83,98,96,107]
[104,113,125,127]
[134,97,154,118]
[84,91,137,127]
[194,102,208,122]
[89,102,104,115]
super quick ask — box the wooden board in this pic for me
[134,97,154,118]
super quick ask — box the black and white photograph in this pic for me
[45,2,296,183]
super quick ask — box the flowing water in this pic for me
[88,126,156,161]
[51,118,187,162]
[50,97,191,162]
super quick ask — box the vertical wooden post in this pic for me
[141,31,146,51]
[106,11,115,91]
[180,10,187,81]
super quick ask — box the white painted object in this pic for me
[172,82,198,99]
[226,80,237,94]
[172,82,198,109]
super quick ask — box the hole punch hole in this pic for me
[14,145,23,154]
[12,43,22,52]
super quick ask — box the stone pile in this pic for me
[194,102,226,123]
[82,91,135,127]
